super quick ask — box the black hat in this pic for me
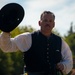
[0,3,25,32]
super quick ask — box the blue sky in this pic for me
[0,0,75,36]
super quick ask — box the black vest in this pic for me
[24,31,62,73]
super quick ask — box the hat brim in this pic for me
[0,3,25,32]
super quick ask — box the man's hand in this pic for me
[56,63,64,71]
[71,69,75,75]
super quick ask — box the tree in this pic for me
[68,22,74,35]
[65,33,75,56]
[0,50,14,75]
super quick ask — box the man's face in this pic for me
[39,13,55,33]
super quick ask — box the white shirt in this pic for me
[0,32,73,74]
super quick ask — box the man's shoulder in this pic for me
[52,33,61,38]
[15,32,31,38]
[52,33,62,44]
[31,30,40,36]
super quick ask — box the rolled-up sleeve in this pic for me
[0,32,32,52]
[61,39,73,74]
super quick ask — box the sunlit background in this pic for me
[0,0,75,36]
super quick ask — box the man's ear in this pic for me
[38,21,41,26]
[53,21,55,27]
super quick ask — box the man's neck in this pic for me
[40,30,52,37]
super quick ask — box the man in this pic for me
[0,11,73,75]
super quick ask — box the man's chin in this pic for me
[45,29,51,32]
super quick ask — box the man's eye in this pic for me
[43,20,52,22]
[49,20,52,22]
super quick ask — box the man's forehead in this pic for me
[42,13,53,18]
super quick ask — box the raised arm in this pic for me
[0,32,32,52]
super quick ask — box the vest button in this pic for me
[47,44,50,46]
[49,63,50,65]
[47,56,49,58]
[47,48,49,50]
[47,52,49,54]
